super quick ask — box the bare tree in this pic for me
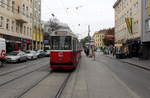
[48,17,61,33]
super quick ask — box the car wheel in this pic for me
[0,61,3,67]
[25,57,27,62]
[18,59,21,63]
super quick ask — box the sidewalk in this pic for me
[106,54,150,70]
[62,54,140,98]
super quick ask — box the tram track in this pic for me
[0,63,49,88]
[17,71,52,98]
[0,58,48,77]
[55,72,72,98]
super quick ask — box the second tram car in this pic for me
[50,31,81,70]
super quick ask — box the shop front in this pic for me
[21,39,32,50]
[125,39,141,58]
[2,34,32,52]
[3,35,22,53]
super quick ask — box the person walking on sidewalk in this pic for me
[92,46,96,60]
[84,47,89,57]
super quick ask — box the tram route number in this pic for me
[0,50,6,58]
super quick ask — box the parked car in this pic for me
[5,51,27,63]
[0,38,6,67]
[44,50,51,57]
[36,50,45,58]
[115,51,127,59]
[24,50,37,60]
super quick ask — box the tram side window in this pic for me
[73,39,77,51]
[51,36,72,50]
[73,39,76,51]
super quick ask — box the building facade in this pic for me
[141,0,150,59]
[32,0,43,50]
[113,0,141,43]
[42,21,51,50]
[92,31,105,48]
[113,0,141,57]
[0,0,33,52]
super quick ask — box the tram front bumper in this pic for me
[50,62,75,69]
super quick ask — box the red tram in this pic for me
[50,31,81,70]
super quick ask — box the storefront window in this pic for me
[145,19,150,32]
[6,19,9,30]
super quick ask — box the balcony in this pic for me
[15,12,28,23]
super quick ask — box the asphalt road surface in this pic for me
[0,53,150,98]
[96,53,150,98]
[0,57,50,98]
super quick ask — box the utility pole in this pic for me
[88,25,91,42]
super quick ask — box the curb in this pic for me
[121,61,150,71]
[105,55,150,71]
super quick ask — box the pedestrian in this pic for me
[87,48,89,56]
[92,46,96,60]
[112,47,116,56]
[84,48,87,56]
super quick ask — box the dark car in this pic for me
[44,50,51,57]
[36,50,46,58]
[115,51,127,59]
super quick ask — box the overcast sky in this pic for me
[41,0,116,39]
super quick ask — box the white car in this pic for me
[24,50,37,60]
[5,51,27,63]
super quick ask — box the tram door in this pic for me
[73,38,77,66]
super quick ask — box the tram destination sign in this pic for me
[55,31,67,36]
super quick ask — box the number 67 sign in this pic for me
[0,50,6,58]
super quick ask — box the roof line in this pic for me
[113,0,121,8]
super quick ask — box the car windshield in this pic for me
[24,51,31,54]
[7,52,19,56]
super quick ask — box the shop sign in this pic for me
[44,40,49,44]
[115,44,122,47]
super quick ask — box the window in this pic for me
[7,0,10,10]
[0,0,5,8]
[0,16,4,27]
[30,28,32,36]
[6,19,9,30]
[27,27,29,36]
[12,1,15,12]
[23,4,25,15]
[11,21,15,31]
[20,24,23,33]
[24,26,26,34]
[51,36,72,50]
[18,6,20,13]
[145,19,150,31]
[145,0,148,9]
[26,6,28,17]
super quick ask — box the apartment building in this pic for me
[92,31,105,48]
[141,0,150,59]
[0,0,33,52]
[113,0,141,43]
[113,0,141,57]
[32,0,43,50]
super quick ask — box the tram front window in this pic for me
[51,36,71,50]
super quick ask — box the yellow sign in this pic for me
[125,18,133,34]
